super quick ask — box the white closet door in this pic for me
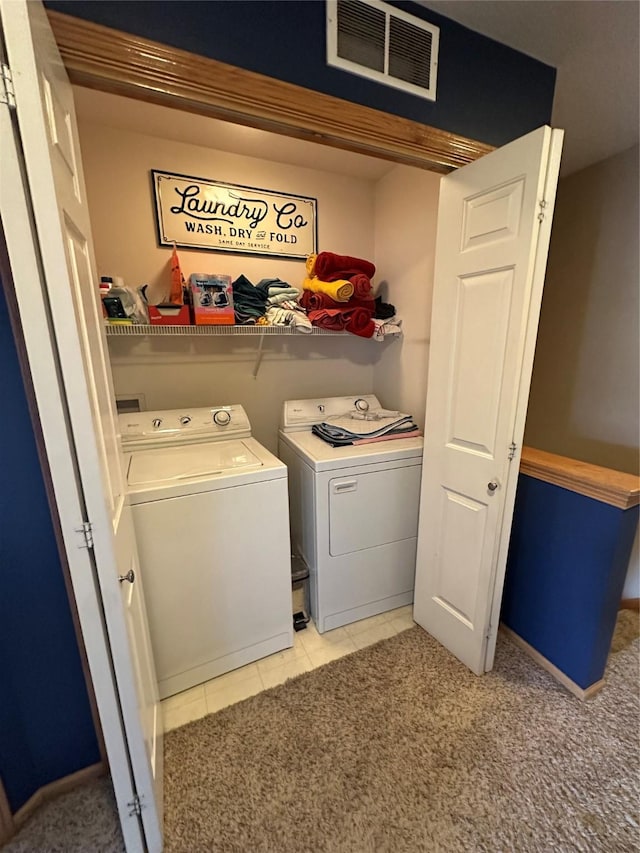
[0,1,163,849]
[413,125,563,675]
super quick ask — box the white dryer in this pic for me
[278,395,423,633]
[120,405,293,699]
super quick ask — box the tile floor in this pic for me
[161,598,416,731]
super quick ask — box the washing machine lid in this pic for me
[125,437,286,502]
[128,440,262,486]
[279,429,423,472]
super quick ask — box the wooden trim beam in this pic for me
[620,598,640,612]
[520,446,640,510]
[0,778,13,847]
[0,762,105,845]
[500,625,604,701]
[12,763,105,831]
[47,10,494,175]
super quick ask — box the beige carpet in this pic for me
[3,613,637,852]
[1,776,124,853]
[164,611,640,853]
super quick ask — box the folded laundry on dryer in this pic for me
[312,410,420,446]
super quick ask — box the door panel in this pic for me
[39,43,123,513]
[434,488,488,626]
[461,177,525,250]
[1,2,163,849]
[447,269,514,456]
[116,507,163,785]
[414,126,563,676]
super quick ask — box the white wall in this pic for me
[78,121,377,304]
[107,334,379,453]
[525,145,640,598]
[78,120,387,452]
[525,145,639,473]
[372,165,441,424]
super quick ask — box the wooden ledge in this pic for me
[520,446,640,510]
[47,10,494,174]
[500,625,604,700]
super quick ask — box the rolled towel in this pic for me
[350,273,372,299]
[303,276,354,303]
[346,307,375,338]
[305,254,317,276]
[299,289,373,312]
[314,251,376,281]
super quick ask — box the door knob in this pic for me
[118,569,135,584]
[487,481,499,492]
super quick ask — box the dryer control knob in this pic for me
[152,418,163,428]
[179,416,192,426]
[354,398,369,412]
[213,410,231,426]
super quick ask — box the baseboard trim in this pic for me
[12,762,105,831]
[620,598,640,611]
[500,625,604,701]
[0,777,13,846]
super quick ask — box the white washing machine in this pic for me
[278,395,423,633]
[120,405,293,699]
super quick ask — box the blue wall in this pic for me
[0,280,100,813]
[502,474,639,689]
[44,0,556,147]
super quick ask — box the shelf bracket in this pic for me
[252,329,267,379]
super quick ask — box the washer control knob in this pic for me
[179,416,192,426]
[354,398,369,412]
[213,410,231,426]
[152,418,163,429]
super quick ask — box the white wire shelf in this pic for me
[105,323,367,337]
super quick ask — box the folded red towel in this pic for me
[314,252,376,281]
[299,290,373,312]
[308,305,375,338]
[308,309,348,332]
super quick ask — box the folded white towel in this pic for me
[265,306,313,333]
[372,317,402,342]
[267,291,301,306]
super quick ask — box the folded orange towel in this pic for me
[302,276,354,303]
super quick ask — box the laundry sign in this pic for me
[152,170,317,259]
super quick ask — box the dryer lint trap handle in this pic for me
[332,480,357,494]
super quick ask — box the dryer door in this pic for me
[329,462,421,556]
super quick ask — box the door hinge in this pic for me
[1,63,16,110]
[508,441,517,461]
[76,520,94,550]
[537,199,547,222]
[127,794,144,817]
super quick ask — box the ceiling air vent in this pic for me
[327,0,439,101]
